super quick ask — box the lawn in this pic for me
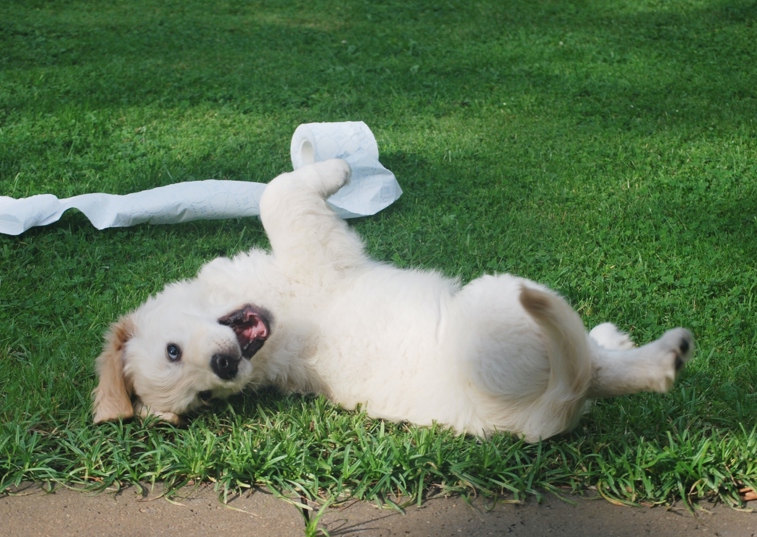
[1,0,756,510]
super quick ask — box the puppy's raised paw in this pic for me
[311,158,352,197]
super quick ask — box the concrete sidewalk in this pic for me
[1,483,754,536]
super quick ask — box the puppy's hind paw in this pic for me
[668,328,694,372]
[655,328,695,392]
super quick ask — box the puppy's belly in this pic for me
[310,266,475,427]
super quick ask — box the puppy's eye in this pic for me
[166,343,182,362]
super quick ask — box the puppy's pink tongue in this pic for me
[219,304,272,359]
[243,318,268,340]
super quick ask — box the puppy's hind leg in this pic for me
[588,328,694,398]
[260,159,369,276]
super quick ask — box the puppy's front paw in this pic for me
[134,400,182,425]
[312,158,352,197]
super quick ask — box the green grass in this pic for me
[1,0,756,515]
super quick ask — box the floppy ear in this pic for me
[92,316,136,423]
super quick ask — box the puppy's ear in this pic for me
[92,316,136,423]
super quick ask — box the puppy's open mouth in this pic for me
[218,304,272,358]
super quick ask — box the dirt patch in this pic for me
[1,484,754,537]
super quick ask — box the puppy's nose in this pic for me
[211,353,240,380]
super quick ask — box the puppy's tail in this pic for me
[519,285,592,438]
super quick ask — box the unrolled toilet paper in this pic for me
[0,121,402,235]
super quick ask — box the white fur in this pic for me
[93,159,694,442]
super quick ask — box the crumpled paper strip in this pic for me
[0,121,402,235]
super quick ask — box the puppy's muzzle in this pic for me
[211,353,240,380]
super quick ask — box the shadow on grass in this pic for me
[1,1,754,126]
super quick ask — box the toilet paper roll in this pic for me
[290,121,402,219]
[0,122,402,235]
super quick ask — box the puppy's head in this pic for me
[92,283,272,424]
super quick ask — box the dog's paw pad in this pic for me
[678,336,691,357]
[655,328,694,391]
[669,329,694,369]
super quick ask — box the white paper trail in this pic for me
[0,121,402,235]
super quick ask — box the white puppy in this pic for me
[93,159,693,441]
